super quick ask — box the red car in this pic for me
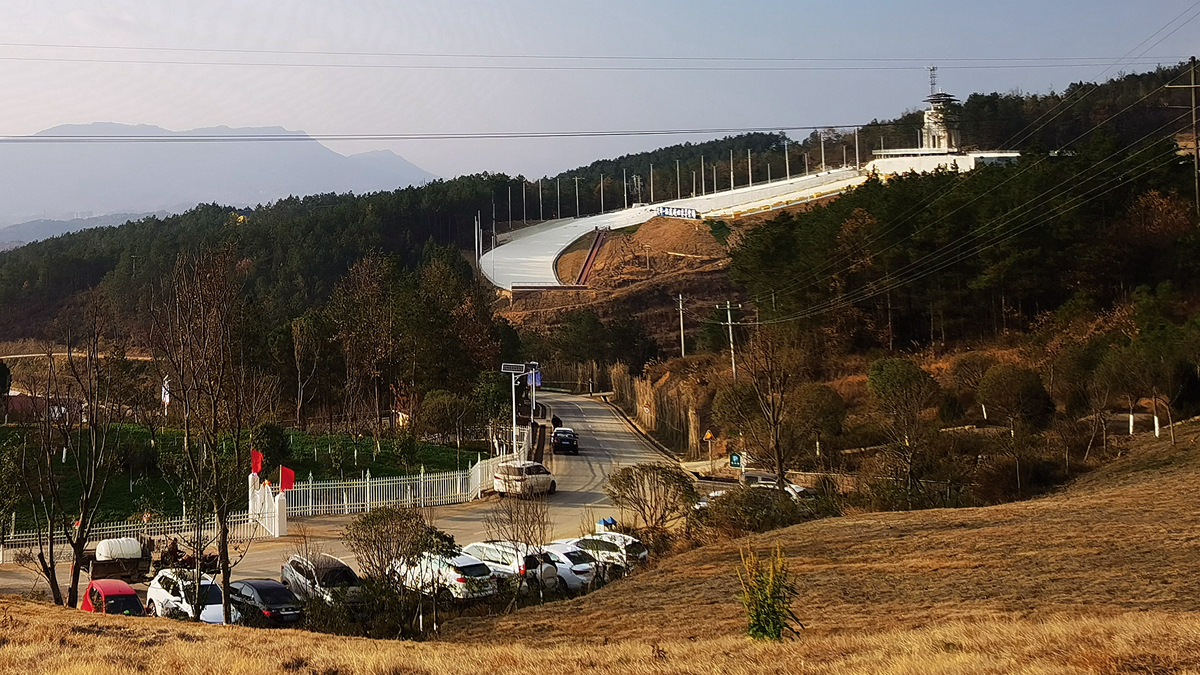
[80,579,145,616]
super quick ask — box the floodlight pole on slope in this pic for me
[573,177,581,217]
[719,301,740,379]
[678,294,686,357]
[1167,56,1200,216]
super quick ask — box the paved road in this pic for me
[480,168,863,289]
[0,392,664,599]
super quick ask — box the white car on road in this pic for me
[494,460,556,496]
[145,569,238,624]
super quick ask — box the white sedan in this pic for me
[145,569,239,624]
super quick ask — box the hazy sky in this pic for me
[1,1,1196,178]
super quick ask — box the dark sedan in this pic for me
[551,428,579,455]
[229,578,304,627]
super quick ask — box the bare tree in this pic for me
[291,312,324,429]
[18,292,125,607]
[714,325,818,483]
[483,494,551,607]
[150,243,252,623]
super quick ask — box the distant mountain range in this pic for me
[0,123,437,234]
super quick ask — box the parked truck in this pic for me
[75,535,155,584]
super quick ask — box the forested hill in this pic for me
[0,174,516,340]
[0,63,1193,342]
[729,135,1198,349]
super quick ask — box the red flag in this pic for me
[280,465,294,491]
[250,449,263,474]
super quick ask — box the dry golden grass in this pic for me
[9,420,1200,673]
[7,599,1200,674]
[444,419,1200,648]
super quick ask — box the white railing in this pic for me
[2,453,517,562]
[1,511,271,564]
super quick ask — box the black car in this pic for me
[551,428,579,455]
[229,578,304,627]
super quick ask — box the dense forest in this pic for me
[729,135,1198,348]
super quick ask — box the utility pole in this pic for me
[556,178,561,218]
[855,128,860,169]
[712,165,716,193]
[521,181,526,224]
[784,138,790,179]
[701,155,706,195]
[678,294,686,357]
[747,149,752,186]
[843,145,847,169]
[676,160,681,199]
[718,301,740,379]
[650,164,654,202]
[507,185,512,230]
[623,168,628,209]
[729,149,734,189]
[1166,56,1200,215]
[573,177,581,217]
[692,170,696,196]
[600,174,605,213]
[538,179,543,220]
[820,132,826,172]
[804,152,809,175]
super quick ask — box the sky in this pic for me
[0,0,1196,179]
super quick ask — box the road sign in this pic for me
[729,453,741,468]
[527,371,542,387]
[703,430,713,441]
[501,363,526,374]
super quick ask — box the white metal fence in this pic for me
[2,452,519,563]
[1,511,270,564]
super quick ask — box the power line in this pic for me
[0,123,887,144]
[0,53,1188,73]
[0,41,1185,64]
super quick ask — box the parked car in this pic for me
[145,569,237,624]
[542,542,599,592]
[80,578,145,616]
[493,460,556,496]
[281,553,363,606]
[229,578,303,627]
[557,532,649,572]
[550,428,579,455]
[461,541,559,591]
[390,551,497,601]
[741,472,816,499]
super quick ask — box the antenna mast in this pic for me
[928,65,938,95]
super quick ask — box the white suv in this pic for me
[389,552,497,600]
[461,541,559,591]
[493,460,556,496]
[146,569,238,624]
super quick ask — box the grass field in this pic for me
[6,420,1200,673]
